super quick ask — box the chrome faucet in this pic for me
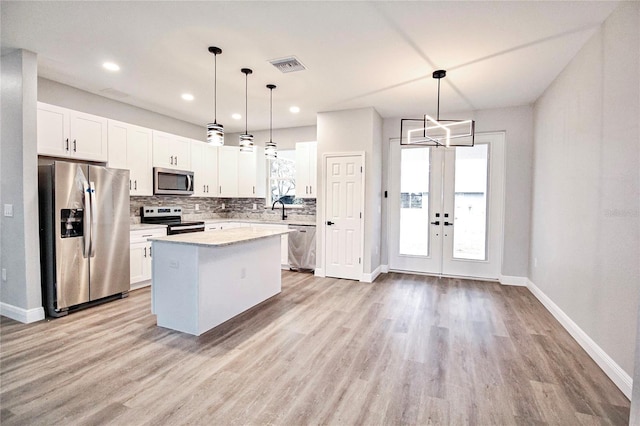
[272,198,287,220]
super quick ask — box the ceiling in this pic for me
[1,1,618,134]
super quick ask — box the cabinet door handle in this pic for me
[170,155,174,165]
[219,186,222,194]
[206,185,209,193]
[134,180,137,190]
[129,180,132,190]
[309,185,312,194]
[306,186,308,194]
[73,139,77,152]
[143,247,147,258]
[149,246,152,257]
[253,186,255,194]
[175,156,178,166]
[65,138,69,151]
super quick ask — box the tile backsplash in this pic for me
[130,196,316,223]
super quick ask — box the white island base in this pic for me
[151,230,287,336]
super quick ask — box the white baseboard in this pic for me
[0,302,45,324]
[526,279,633,399]
[499,275,528,286]
[314,268,325,278]
[380,264,389,273]
[361,265,384,283]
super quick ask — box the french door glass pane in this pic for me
[453,144,488,260]
[399,147,430,256]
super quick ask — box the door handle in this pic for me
[134,180,137,190]
[143,247,147,258]
[65,138,69,151]
[327,221,334,226]
[73,139,77,152]
[444,221,454,226]
[175,156,178,166]
[149,246,152,257]
[430,221,440,225]
[170,155,174,165]
[129,180,132,190]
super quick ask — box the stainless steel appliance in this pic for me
[153,167,194,196]
[140,206,204,234]
[288,224,316,272]
[38,160,130,317]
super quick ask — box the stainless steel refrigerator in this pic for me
[38,160,130,317]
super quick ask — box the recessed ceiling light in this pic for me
[103,62,120,72]
[290,106,300,113]
[232,113,242,120]
[181,93,194,101]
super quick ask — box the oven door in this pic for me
[154,167,194,195]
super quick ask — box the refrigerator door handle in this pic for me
[83,181,92,258]
[89,181,98,257]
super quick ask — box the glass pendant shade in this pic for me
[265,142,277,159]
[207,122,224,146]
[239,133,254,152]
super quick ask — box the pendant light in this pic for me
[206,46,224,146]
[265,84,277,159]
[239,68,254,153]
[400,69,475,147]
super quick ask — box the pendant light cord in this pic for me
[436,77,441,121]
[269,87,273,142]
[213,52,218,124]
[245,72,248,134]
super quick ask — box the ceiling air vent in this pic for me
[99,88,129,99]
[269,56,306,73]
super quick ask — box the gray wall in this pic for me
[316,107,383,277]
[38,78,204,141]
[530,1,639,379]
[380,104,534,278]
[227,126,317,150]
[0,49,42,317]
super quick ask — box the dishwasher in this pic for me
[288,225,316,272]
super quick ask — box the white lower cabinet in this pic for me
[130,228,167,289]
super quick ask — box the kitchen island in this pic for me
[149,228,291,336]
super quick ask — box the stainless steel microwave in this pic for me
[153,167,194,195]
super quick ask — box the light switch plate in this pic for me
[4,204,13,217]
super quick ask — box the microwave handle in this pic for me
[187,174,192,191]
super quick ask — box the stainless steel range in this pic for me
[141,206,205,235]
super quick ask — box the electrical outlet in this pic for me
[252,203,257,210]
[4,204,13,217]
[195,204,200,211]
[1,268,6,281]
[221,203,225,210]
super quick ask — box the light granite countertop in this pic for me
[149,227,293,247]
[130,223,168,231]
[203,218,317,227]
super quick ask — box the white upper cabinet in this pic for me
[217,146,239,197]
[107,120,153,196]
[37,102,108,162]
[295,141,317,198]
[238,146,266,198]
[191,141,218,197]
[152,130,191,170]
[217,146,266,198]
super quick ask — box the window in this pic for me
[268,150,300,206]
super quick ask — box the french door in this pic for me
[388,132,505,279]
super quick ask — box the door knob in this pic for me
[430,221,440,225]
[326,221,334,226]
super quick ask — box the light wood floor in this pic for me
[0,271,630,425]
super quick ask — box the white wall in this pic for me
[531,1,639,381]
[316,107,383,278]
[227,126,317,150]
[0,49,44,322]
[381,104,534,278]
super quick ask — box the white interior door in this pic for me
[324,155,363,280]
[389,132,505,279]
